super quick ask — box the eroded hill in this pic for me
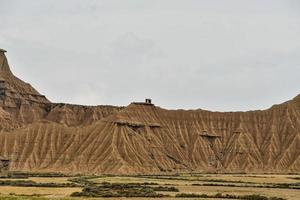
[0,49,299,174]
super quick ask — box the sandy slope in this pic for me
[0,50,299,174]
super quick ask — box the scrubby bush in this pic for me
[0,180,78,187]
[152,186,179,192]
[68,176,94,186]
[71,182,172,198]
[5,171,67,178]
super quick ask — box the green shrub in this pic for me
[0,180,78,188]
[5,171,67,178]
[71,183,170,198]
[152,186,179,192]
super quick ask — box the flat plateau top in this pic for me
[132,102,154,106]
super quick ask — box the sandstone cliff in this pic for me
[0,49,299,174]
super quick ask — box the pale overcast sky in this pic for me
[0,0,300,111]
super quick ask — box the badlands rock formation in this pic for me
[0,49,299,174]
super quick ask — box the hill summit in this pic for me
[0,49,299,174]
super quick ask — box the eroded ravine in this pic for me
[0,49,299,174]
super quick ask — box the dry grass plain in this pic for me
[0,186,80,197]
[0,173,299,200]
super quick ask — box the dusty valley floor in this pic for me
[0,172,299,200]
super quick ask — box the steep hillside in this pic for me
[0,49,299,174]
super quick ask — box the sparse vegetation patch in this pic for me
[0,172,68,179]
[70,182,176,197]
[0,180,78,187]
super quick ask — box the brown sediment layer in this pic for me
[0,50,299,174]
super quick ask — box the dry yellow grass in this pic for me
[177,185,300,200]
[192,174,300,184]
[89,174,300,200]
[1,174,299,199]
[0,186,81,197]
[0,177,72,184]
[90,176,190,185]
[91,174,300,186]
[28,177,72,184]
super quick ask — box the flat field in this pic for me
[0,173,299,200]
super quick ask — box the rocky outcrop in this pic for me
[0,49,51,126]
[0,49,299,174]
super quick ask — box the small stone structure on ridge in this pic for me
[132,98,154,106]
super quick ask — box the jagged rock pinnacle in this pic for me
[0,48,12,75]
[0,48,7,53]
[0,49,50,109]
